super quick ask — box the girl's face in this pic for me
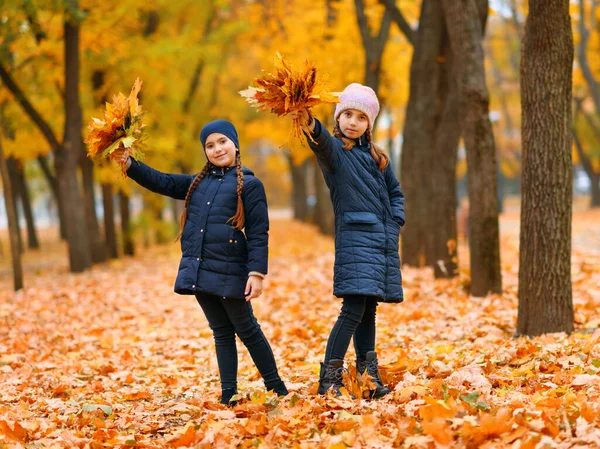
[204,133,237,167]
[338,109,369,139]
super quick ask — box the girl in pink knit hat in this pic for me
[292,83,405,399]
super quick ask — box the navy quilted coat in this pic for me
[126,160,268,300]
[309,119,405,303]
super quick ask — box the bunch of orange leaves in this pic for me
[239,53,340,145]
[85,78,146,175]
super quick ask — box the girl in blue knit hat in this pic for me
[292,83,405,399]
[111,119,288,405]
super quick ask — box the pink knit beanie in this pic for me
[334,83,380,128]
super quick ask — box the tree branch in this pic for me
[354,0,371,48]
[0,63,61,151]
[379,0,416,45]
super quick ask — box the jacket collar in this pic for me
[340,131,369,149]
[208,165,235,177]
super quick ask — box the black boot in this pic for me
[220,388,238,406]
[357,351,390,399]
[266,380,289,397]
[317,359,345,396]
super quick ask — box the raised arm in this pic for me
[292,110,340,173]
[384,164,405,226]
[242,178,269,275]
[126,157,194,200]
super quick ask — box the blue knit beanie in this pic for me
[199,120,239,150]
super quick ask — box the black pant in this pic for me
[324,295,378,363]
[195,292,284,392]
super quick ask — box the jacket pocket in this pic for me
[343,211,378,225]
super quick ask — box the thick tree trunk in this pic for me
[119,191,135,256]
[0,138,23,290]
[101,183,118,259]
[56,6,92,272]
[81,154,106,263]
[400,0,445,267]
[432,48,460,278]
[517,0,574,336]
[441,0,502,296]
[288,155,310,222]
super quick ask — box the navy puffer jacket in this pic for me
[126,160,268,300]
[309,119,405,303]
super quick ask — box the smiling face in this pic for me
[338,108,369,139]
[204,133,237,167]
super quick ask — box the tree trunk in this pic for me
[312,157,334,236]
[572,125,600,209]
[441,0,502,296]
[5,157,24,253]
[119,191,135,256]
[400,0,446,267]
[81,153,106,263]
[0,137,23,291]
[12,159,40,249]
[517,0,574,336]
[57,5,92,272]
[288,155,310,222]
[101,183,118,259]
[432,47,460,278]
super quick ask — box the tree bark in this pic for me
[119,191,135,256]
[432,48,460,278]
[101,183,118,259]
[517,0,574,336]
[441,0,502,296]
[59,5,91,272]
[0,137,23,290]
[400,0,445,267]
[80,154,106,263]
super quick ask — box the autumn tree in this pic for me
[517,0,574,336]
[441,0,502,296]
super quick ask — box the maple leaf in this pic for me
[85,78,146,175]
[239,52,340,146]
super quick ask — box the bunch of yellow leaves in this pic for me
[239,53,339,144]
[85,78,146,174]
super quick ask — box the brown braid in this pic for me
[365,128,390,170]
[333,122,389,171]
[227,151,245,230]
[176,162,210,241]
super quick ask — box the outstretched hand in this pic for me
[110,147,131,168]
[290,109,315,131]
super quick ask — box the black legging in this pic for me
[195,292,284,392]
[324,295,378,363]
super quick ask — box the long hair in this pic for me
[175,151,245,241]
[227,151,245,229]
[333,121,389,171]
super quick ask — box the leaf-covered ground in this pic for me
[1,208,600,448]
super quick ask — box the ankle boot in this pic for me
[266,380,289,397]
[356,351,390,399]
[220,388,238,406]
[317,359,345,396]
